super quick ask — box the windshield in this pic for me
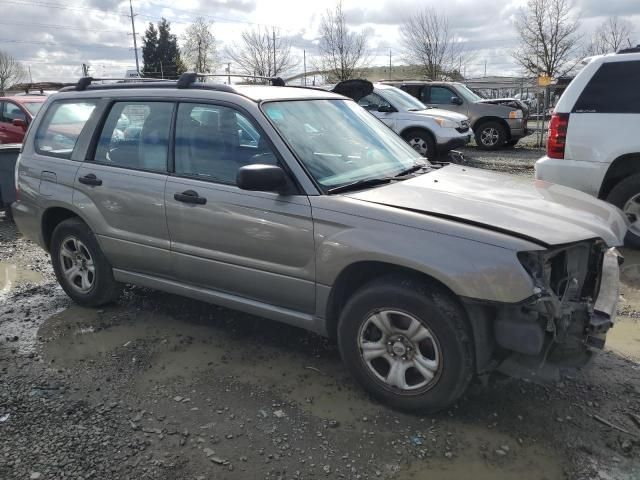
[379,86,428,111]
[22,102,43,116]
[456,84,484,103]
[262,99,426,190]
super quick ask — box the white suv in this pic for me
[535,47,640,245]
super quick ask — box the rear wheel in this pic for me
[475,121,506,150]
[402,129,437,160]
[50,218,121,306]
[606,173,640,248]
[337,275,474,412]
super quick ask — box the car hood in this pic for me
[405,108,469,123]
[345,164,628,247]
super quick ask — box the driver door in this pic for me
[165,102,316,313]
[358,93,397,130]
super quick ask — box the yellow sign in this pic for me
[538,75,552,87]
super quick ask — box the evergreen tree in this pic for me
[141,19,186,79]
[141,22,159,77]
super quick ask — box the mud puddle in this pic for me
[606,317,640,362]
[0,261,43,297]
[395,424,563,480]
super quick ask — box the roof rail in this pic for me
[617,45,640,54]
[75,76,169,91]
[177,72,285,89]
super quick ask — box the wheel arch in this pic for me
[41,206,86,252]
[325,261,462,342]
[598,153,640,200]
[399,126,436,142]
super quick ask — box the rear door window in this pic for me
[35,101,97,158]
[4,102,26,122]
[94,102,174,172]
[573,61,640,114]
[358,93,392,111]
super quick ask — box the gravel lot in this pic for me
[1,148,640,480]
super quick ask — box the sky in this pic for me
[1,0,639,83]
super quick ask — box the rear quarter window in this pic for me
[35,101,97,159]
[573,60,640,114]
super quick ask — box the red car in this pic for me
[0,95,47,144]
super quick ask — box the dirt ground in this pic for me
[1,151,640,480]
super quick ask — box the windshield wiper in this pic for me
[327,177,394,194]
[395,162,430,177]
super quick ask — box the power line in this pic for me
[0,0,129,16]
[0,20,128,33]
[0,39,130,49]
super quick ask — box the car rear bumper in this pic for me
[535,156,609,198]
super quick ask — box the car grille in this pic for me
[456,121,470,133]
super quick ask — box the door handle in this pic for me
[78,173,102,186]
[174,190,207,205]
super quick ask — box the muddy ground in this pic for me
[1,150,640,480]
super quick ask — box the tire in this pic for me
[474,121,507,150]
[50,217,121,306]
[337,275,474,413]
[606,173,640,249]
[402,129,437,161]
[3,205,13,223]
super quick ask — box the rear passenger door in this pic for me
[73,101,174,277]
[0,101,27,144]
[165,102,316,313]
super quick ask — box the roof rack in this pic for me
[617,45,640,54]
[73,76,170,91]
[176,72,285,88]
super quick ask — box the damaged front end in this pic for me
[494,241,622,381]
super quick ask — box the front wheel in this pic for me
[402,129,437,161]
[50,218,121,306]
[475,121,506,150]
[337,276,474,412]
[606,173,640,248]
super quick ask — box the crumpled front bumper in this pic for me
[586,247,622,349]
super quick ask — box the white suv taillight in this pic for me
[547,113,570,159]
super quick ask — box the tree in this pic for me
[141,18,186,79]
[226,27,296,79]
[317,1,370,82]
[141,22,159,77]
[183,17,217,73]
[400,8,469,80]
[513,0,582,78]
[0,50,25,95]
[587,16,635,55]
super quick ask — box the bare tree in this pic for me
[400,8,470,80]
[317,1,370,82]
[513,0,582,78]
[0,50,25,95]
[182,17,217,73]
[226,27,296,78]
[587,16,635,55]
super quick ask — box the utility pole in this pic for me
[389,49,392,79]
[227,63,231,85]
[484,60,487,77]
[128,0,140,75]
[160,62,164,79]
[28,66,33,83]
[272,27,277,77]
[303,49,307,86]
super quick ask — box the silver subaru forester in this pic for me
[12,74,627,412]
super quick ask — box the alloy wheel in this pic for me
[58,235,95,293]
[624,193,640,236]
[357,309,441,391]
[480,127,500,146]
[408,137,428,156]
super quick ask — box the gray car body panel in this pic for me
[11,84,625,342]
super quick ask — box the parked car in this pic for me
[382,80,529,150]
[0,95,46,144]
[535,47,640,247]
[13,74,626,412]
[0,143,20,220]
[333,81,471,160]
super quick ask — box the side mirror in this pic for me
[237,164,286,192]
[451,96,463,106]
[377,105,395,113]
[12,118,27,129]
